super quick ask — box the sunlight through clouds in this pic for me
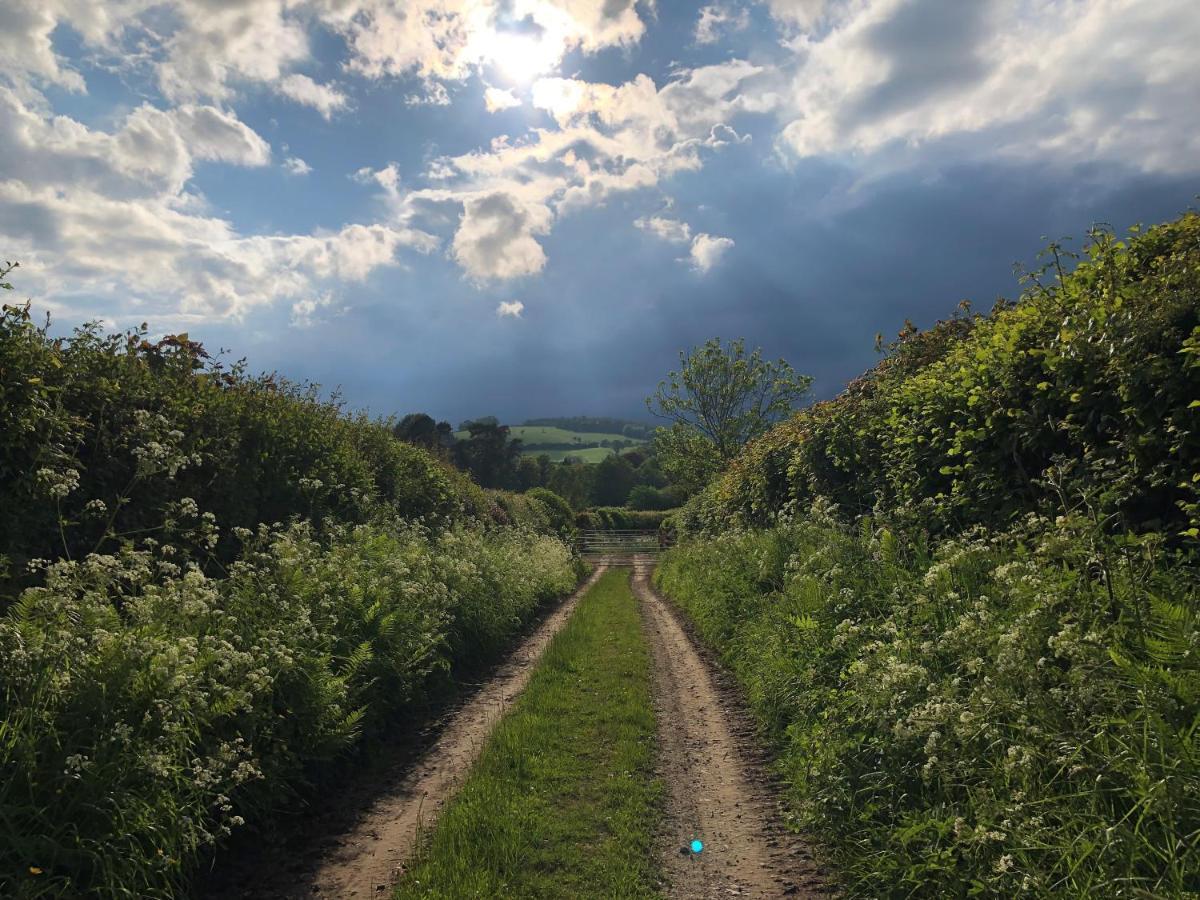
[0,0,1197,332]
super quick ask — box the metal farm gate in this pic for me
[576,529,672,564]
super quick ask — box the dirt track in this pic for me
[208,560,830,898]
[632,560,831,899]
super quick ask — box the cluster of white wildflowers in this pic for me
[127,410,201,478]
[1,507,579,896]
[35,465,80,499]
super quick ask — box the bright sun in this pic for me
[480,30,560,85]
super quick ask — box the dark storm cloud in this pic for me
[317,157,1196,424]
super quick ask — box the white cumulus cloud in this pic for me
[283,156,312,175]
[773,0,1200,175]
[689,233,734,272]
[496,299,525,317]
[451,191,551,281]
[278,73,349,119]
[484,86,522,113]
[0,88,434,321]
[635,215,692,243]
[696,4,750,45]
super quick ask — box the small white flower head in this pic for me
[36,467,80,499]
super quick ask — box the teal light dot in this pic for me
[690,839,704,854]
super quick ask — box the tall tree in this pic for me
[590,453,637,507]
[548,461,595,510]
[646,337,811,492]
[451,419,523,488]
[516,456,543,491]
[394,413,438,448]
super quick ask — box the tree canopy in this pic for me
[646,337,811,491]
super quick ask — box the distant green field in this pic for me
[527,446,615,462]
[454,425,645,445]
[452,425,646,463]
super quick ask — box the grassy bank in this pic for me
[395,568,662,899]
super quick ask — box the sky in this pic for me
[1,0,1198,425]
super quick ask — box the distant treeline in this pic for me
[523,416,653,440]
[394,414,680,510]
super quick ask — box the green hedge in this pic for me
[657,511,1199,897]
[656,212,1200,897]
[524,487,577,540]
[686,214,1200,540]
[0,304,584,896]
[574,507,677,531]
[1,522,580,898]
[0,309,495,598]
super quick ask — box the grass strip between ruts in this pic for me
[394,567,663,899]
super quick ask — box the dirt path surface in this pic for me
[215,566,606,899]
[632,560,832,899]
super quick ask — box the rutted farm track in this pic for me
[212,559,830,899]
[633,561,831,899]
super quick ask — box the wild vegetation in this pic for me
[0,286,582,898]
[395,569,661,899]
[656,214,1200,897]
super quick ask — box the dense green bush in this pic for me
[0,306,493,597]
[626,484,680,511]
[1,520,578,898]
[657,213,1200,897]
[524,487,577,540]
[686,214,1200,540]
[657,509,1199,897]
[574,507,676,530]
[0,297,583,896]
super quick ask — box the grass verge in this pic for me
[394,568,662,899]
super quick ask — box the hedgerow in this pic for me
[0,298,582,897]
[656,509,1198,897]
[1,521,578,898]
[575,507,676,531]
[0,305,499,598]
[684,214,1200,541]
[658,213,1200,896]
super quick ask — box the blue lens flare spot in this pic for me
[690,839,704,854]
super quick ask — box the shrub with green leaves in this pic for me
[575,507,675,530]
[0,521,578,898]
[657,509,1199,897]
[0,304,493,598]
[0,292,582,896]
[524,487,578,540]
[686,214,1200,541]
